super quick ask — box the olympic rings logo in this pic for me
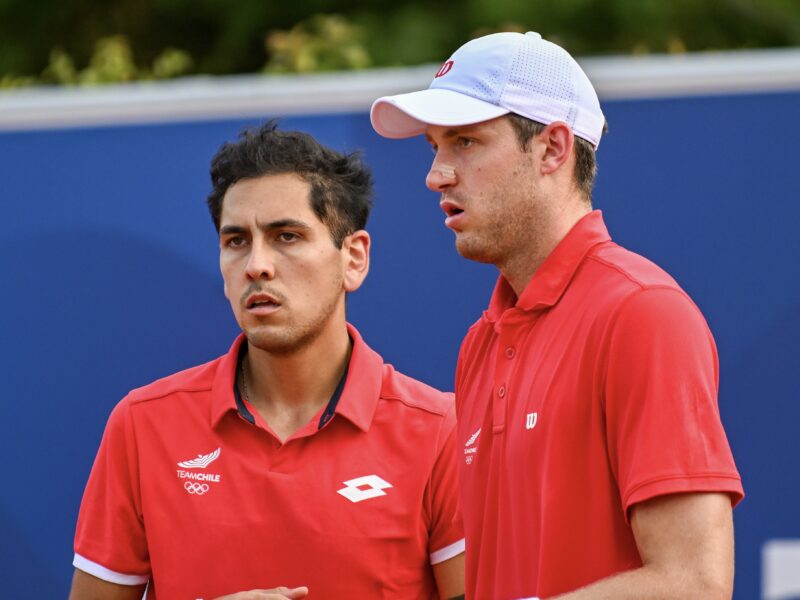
[184,482,210,495]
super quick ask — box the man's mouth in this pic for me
[245,293,282,309]
[440,199,466,231]
[440,199,464,218]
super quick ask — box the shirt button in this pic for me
[498,385,506,398]
[505,346,515,359]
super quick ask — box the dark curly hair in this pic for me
[207,121,373,248]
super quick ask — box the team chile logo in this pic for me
[176,448,223,496]
[464,428,480,465]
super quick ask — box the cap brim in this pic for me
[370,88,510,139]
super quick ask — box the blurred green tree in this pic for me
[34,35,193,86]
[265,14,371,73]
[0,0,798,87]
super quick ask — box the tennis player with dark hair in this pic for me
[70,122,465,600]
[372,32,743,600]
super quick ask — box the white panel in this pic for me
[763,539,800,600]
[1,48,799,131]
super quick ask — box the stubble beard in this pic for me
[453,168,542,269]
[243,276,344,356]
[444,191,505,265]
[455,232,501,265]
[453,204,534,269]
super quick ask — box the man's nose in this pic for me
[426,158,457,193]
[244,242,276,280]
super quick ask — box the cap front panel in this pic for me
[430,35,517,106]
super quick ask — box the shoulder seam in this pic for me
[596,282,700,403]
[378,393,451,417]
[604,282,695,340]
[586,254,692,302]
[585,254,647,290]
[128,382,213,405]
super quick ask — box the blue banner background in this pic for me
[1,90,798,598]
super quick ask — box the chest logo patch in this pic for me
[464,427,481,465]
[526,412,538,430]
[177,447,221,468]
[184,482,210,495]
[337,475,392,503]
[176,447,222,495]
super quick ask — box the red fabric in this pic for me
[74,324,463,599]
[455,211,743,600]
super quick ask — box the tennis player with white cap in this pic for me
[371,31,743,600]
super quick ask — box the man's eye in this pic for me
[457,137,474,148]
[225,236,246,248]
[277,232,300,243]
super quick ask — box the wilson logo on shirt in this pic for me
[176,447,223,494]
[464,428,481,465]
[526,412,538,430]
[337,475,393,503]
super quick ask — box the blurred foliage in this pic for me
[1,0,799,87]
[1,34,192,88]
[17,36,192,88]
[265,14,370,73]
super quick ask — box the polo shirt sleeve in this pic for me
[425,401,466,565]
[603,286,744,515]
[73,398,151,585]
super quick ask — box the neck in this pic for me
[242,318,352,441]
[500,199,591,297]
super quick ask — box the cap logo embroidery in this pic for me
[435,60,454,78]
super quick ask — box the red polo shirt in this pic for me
[74,324,463,599]
[455,211,743,600]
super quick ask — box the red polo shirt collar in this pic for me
[209,323,382,432]
[485,210,611,321]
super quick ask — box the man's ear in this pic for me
[342,230,370,293]
[538,121,574,175]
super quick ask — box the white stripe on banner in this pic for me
[1,48,800,132]
[763,539,800,600]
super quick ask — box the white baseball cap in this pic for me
[370,31,605,149]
